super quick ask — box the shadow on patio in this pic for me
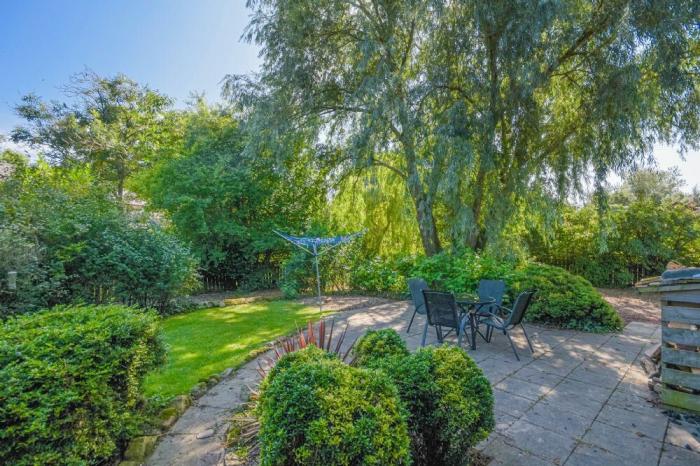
[331,300,699,466]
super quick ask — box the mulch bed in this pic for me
[597,287,661,324]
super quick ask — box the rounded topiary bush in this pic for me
[257,346,411,465]
[509,263,623,332]
[356,339,494,466]
[353,328,409,366]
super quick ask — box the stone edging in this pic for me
[118,366,238,466]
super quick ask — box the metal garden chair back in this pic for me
[422,290,470,347]
[477,279,506,315]
[481,290,536,360]
[504,290,534,327]
[407,278,429,333]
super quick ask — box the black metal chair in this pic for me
[477,279,506,317]
[462,279,507,343]
[422,290,471,348]
[407,278,429,334]
[480,290,536,360]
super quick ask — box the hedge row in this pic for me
[0,305,164,465]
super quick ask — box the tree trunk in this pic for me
[406,174,441,256]
[116,176,125,202]
[399,128,442,256]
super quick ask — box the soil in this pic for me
[598,287,661,324]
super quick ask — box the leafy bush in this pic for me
[353,328,409,366]
[410,249,517,293]
[0,224,47,315]
[526,170,700,287]
[0,305,165,465]
[345,249,517,296]
[509,263,623,331]
[355,336,494,466]
[258,346,411,465]
[0,156,198,315]
[349,256,409,294]
[345,250,621,332]
[279,250,310,298]
[64,222,199,314]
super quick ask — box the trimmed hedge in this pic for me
[258,346,411,465]
[509,263,623,332]
[0,305,164,465]
[356,332,494,466]
[352,328,409,367]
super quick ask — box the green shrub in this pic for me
[0,156,199,315]
[358,341,494,466]
[258,346,411,465]
[66,223,199,314]
[346,249,621,332]
[508,263,623,332]
[347,249,517,295]
[409,249,517,293]
[349,256,408,294]
[353,328,409,366]
[0,305,165,465]
[279,250,309,298]
[0,223,47,316]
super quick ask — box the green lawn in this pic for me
[144,300,323,399]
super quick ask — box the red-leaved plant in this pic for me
[229,319,356,462]
[256,318,356,379]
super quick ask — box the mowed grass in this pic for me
[144,300,323,399]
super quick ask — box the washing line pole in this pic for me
[313,243,322,312]
[273,229,365,314]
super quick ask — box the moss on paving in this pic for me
[144,300,324,399]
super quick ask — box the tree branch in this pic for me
[371,159,407,179]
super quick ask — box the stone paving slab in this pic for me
[566,443,636,466]
[660,443,700,466]
[504,418,578,464]
[145,300,700,466]
[596,403,669,441]
[582,420,663,466]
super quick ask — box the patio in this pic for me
[148,299,700,466]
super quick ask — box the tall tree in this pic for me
[229,0,699,255]
[133,101,327,286]
[609,167,687,205]
[11,71,177,200]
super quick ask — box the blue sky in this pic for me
[0,0,259,130]
[1,0,697,189]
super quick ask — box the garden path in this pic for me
[146,299,700,466]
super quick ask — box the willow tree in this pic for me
[229,0,699,255]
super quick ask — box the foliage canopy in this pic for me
[134,102,327,287]
[231,0,700,255]
[11,70,179,199]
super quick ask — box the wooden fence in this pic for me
[200,268,278,292]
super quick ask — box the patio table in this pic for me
[456,296,496,350]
